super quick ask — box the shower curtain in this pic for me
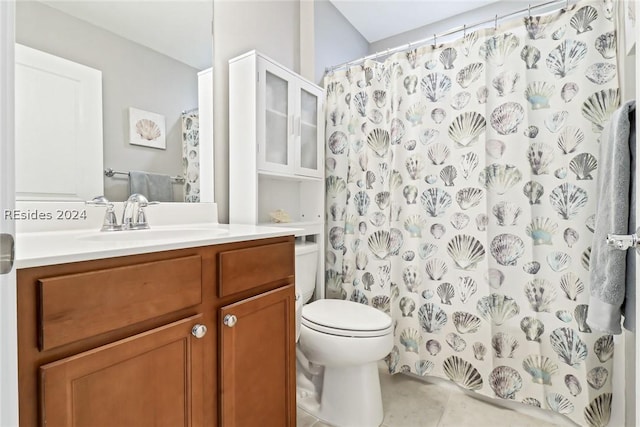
[324,1,618,425]
[182,110,200,202]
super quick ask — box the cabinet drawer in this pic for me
[218,242,294,297]
[38,255,202,351]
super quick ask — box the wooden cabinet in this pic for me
[40,315,205,427]
[219,286,295,427]
[17,236,295,427]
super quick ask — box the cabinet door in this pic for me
[294,80,324,178]
[257,60,295,174]
[219,285,295,427]
[40,314,206,427]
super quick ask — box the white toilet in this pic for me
[295,241,394,427]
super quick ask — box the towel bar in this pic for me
[104,168,186,184]
[607,227,640,253]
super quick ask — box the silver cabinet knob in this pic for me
[191,324,207,339]
[223,314,238,328]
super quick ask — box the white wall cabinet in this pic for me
[229,51,325,298]
[234,51,324,180]
[229,50,324,231]
[257,55,323,178]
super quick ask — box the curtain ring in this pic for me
[528,4,531,17]
[494,14,498,30]
[463,24,466,37]
[433,33,437,47]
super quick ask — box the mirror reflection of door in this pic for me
[15,0,213,203]
[15,44,103,202]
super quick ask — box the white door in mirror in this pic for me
[15,44,103,202]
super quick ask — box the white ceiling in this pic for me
[39,0,213,70]
[329,0,504,42]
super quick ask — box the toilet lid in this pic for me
[301,299,392,337]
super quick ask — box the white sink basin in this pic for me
[78,228,226,242]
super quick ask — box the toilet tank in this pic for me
[295,241,318,303]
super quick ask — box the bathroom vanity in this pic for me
[15,221,297,427]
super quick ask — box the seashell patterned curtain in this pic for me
[324,1,619,425]
[182,111,200,202]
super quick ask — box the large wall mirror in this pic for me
[15,0,214,203]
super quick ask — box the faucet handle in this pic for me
[86,196,112,207]
[126,193,160,207]
[126,193,148,204]
[85,196,121,231]
[136,207,149,229]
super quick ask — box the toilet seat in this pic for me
[301,299,393,338]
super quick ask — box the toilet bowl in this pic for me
[295,242,393,427]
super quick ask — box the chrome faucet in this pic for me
[122,193,158,230]
[86,194,159,231]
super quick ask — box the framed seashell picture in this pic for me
[129,107,166,149]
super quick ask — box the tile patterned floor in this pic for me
[297,364,569,427]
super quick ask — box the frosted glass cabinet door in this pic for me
[258,61,295,174]
[295,80,323,178]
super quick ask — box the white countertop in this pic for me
[13,201,302,268]
[16,223,300,269]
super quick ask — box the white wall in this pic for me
[314,0,369,85]
[0,2,18,425]
[212,0,301,223]
[212,0,369,223]
[16,1,199,202]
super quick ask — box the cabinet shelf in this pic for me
[258,169,322,182]
[266,107,287,119]
[259,221,323,236]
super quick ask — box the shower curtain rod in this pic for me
[327,0,576,72]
